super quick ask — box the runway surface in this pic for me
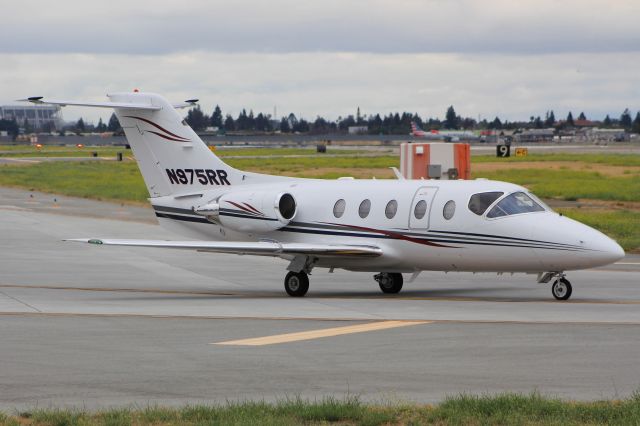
[1,187,639,409]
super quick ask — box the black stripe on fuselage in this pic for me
[152,206,587,251]
[428,229,584,249]
[287,221,584,251]
[155,212,210,224]
[279,226,584,252]
[219,211,279,221]
[153,205,193,215]
[154,205,277,222]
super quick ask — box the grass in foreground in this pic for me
[2,393,640,425]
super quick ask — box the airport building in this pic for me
[515,128,555,143]
[0,104,63,130]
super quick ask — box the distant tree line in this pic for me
[181,104,640,135]
[4,105,640,138]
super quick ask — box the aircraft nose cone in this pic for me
[582,226,625,266]
[595,235,625,264]
[533,214,625,270]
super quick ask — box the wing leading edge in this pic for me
[65,239,383,258]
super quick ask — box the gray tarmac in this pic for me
[1,187,639,410]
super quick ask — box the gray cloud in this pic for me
[2,0,640,54]
[2,1,638,124]
[2,51,638,124]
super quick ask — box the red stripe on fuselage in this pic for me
[323,222,457,248]
[242,203,264,216]
[225,200,259,215]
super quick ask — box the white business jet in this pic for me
[23,92,624,300]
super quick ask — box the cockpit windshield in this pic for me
[486,192,545,218]
[468,192,503,215]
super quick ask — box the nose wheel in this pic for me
[375,272,403,294]
[551,277,572,300]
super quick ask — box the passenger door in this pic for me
[409,186,438,229]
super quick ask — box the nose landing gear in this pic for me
[538,272,572,300]
[551,277,572,300]
[375,272,403,294]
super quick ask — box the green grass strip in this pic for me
[472,152,640,167]
[557,208,640,252]
[0,146,367,158]
[0,162,149,202]
[472,168,640,202]
[2,392,640,425]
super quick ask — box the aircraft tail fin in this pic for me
[23,92,254,198]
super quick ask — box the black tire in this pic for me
[284,271,309,297]
[552,278,572,301]
[378,272,403,294]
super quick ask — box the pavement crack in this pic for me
[0,289,42,313]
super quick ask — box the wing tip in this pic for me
[63,238,103,245]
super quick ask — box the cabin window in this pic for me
[333,199,346,218]
[359,199,371,218]
[487,192,545,218]
[443,200,456,220]
[413,200,427,219]
[468,192,503,215]
[385,200,398,219]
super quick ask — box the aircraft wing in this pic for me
[65,239,382,258]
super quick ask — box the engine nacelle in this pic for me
[214,190,297,233]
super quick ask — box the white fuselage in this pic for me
[151,177,624,274]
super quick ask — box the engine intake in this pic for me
[277,193,296,221]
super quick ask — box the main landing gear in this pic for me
[374,272,403,294]
[284,271,309,297]
[283,270,405,297]
[538,272,573,300]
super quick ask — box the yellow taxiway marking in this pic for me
[214,320,430,346]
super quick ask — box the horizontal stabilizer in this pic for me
[19,97,161,111]
[65,239,383,258]
[172,99,199,109]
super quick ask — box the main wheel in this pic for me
[284,271,309,297]
[377,272,403,294]
[552,278,572,300]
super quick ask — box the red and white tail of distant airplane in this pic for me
[410,121,440,139]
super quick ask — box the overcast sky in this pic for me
[2,0,639,124]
